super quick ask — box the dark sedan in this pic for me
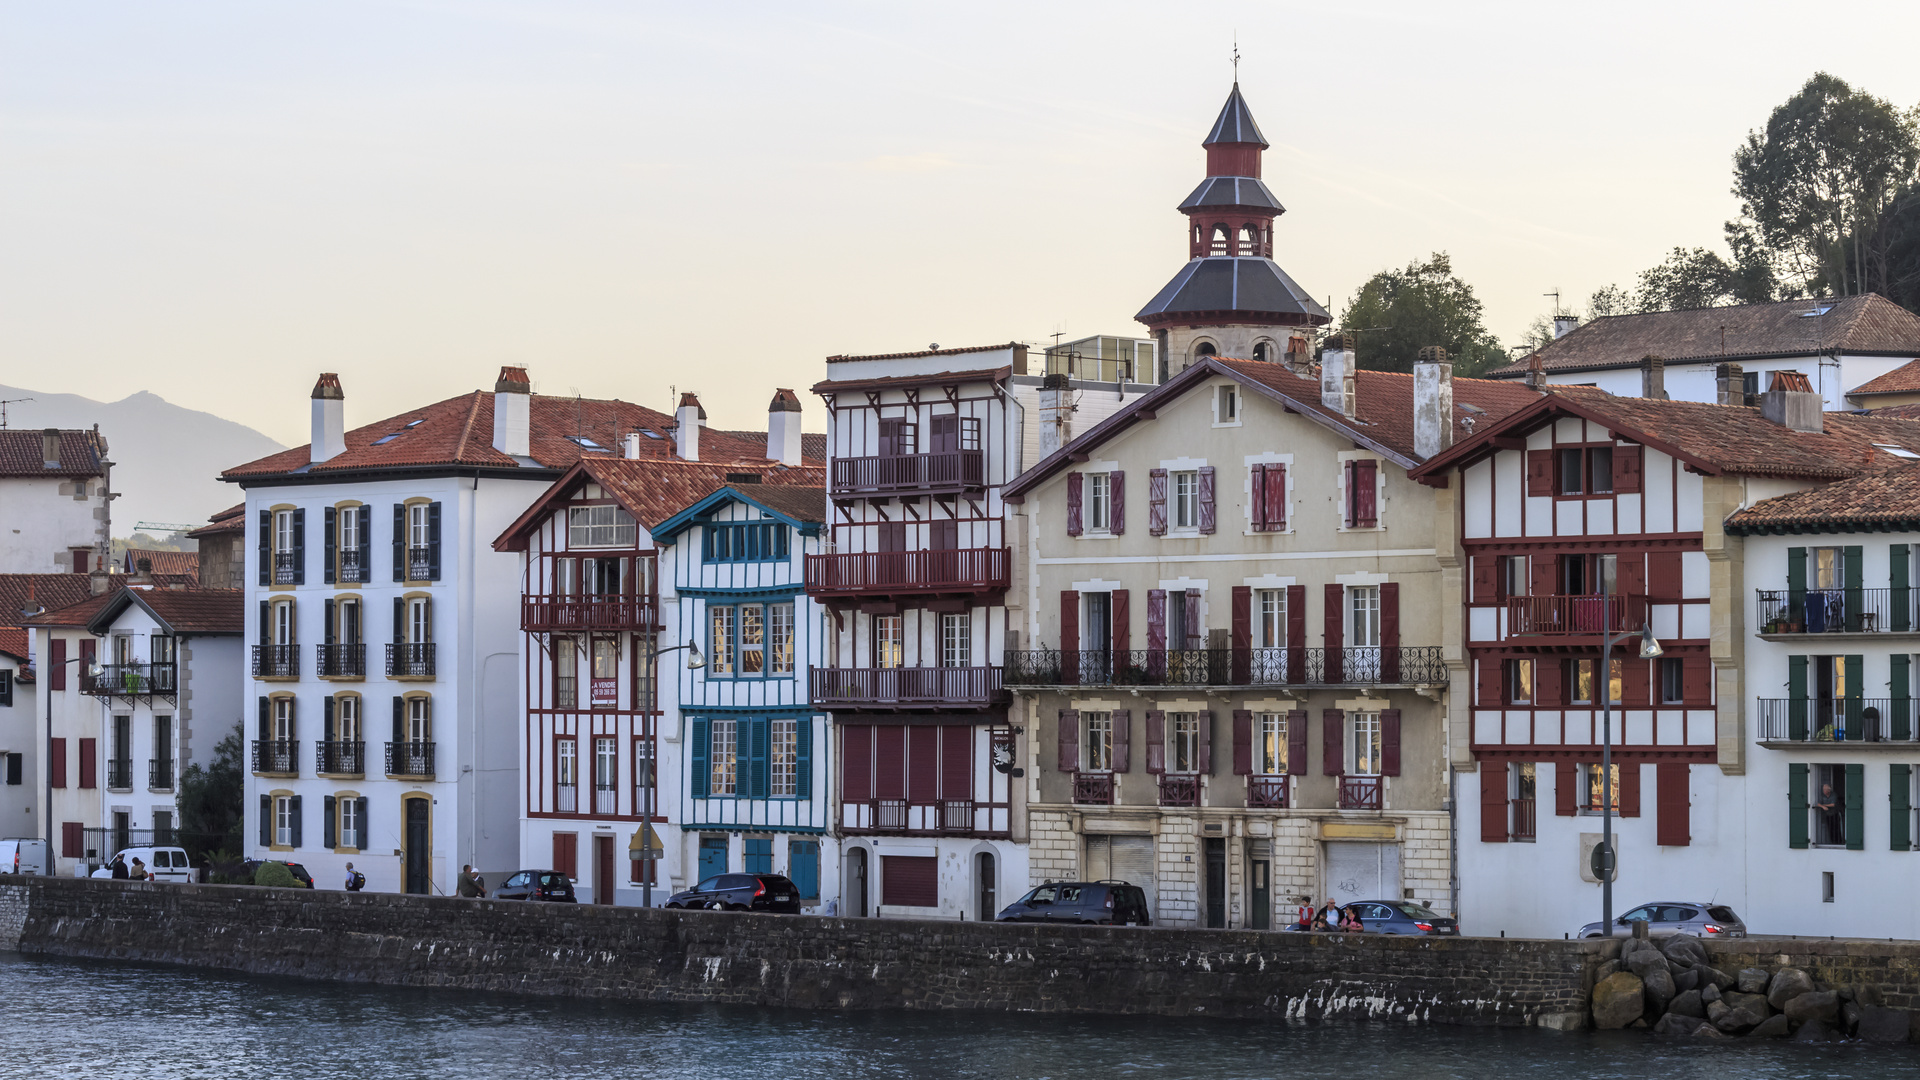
[493,869,577,902]
[1344,900,1459,935]
[665,873,802,913]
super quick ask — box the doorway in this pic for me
[1204,837,1226,928]
[593,834,615,905]
[975,851,996,921]
[698,835,728,883]
[403,796,430,894]
[847,846,869,917]
[1250,858,1271,930]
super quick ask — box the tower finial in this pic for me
[1232,33,1239,83]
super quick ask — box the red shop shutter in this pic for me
[1111,589,1130,654]
[1109,471,1125,535]
[1197,466,1216,534]
[875,727,905,799]
[1146,590,1167,652]
[882,855,938,908]
[842,726,872,802]
[1612,444,1643,494]
[62,821,84,859]
[1656,763,1691,846]
[1057,710,1080,774]
[1111,710,1130,772]
[1619,762,1642,817]
[1230,586,1251,683]
[1264,464,1287,530]
[941,725,971,800]
[1380,709,1401,777]
[908,727,938,803]
[1526,449,1554,497]
[1232,710,1253,775]
[1147,469,1168,536]
[1480,765,1510,843]
[1066,472,1084,537]
[1285,711,1308,776]
[1144,711,1166,774]
[1555,761,1579,816]
[1322,709,1345,776]
[1323,584,1345,684]
[1249,465,1267,531]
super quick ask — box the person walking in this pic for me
[108,853,128,879]
[457,864,487,898]
[344,862,366,892]
[129,857,149,882]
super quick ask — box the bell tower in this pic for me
[1136,83,1331,375]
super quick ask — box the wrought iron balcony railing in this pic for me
[148,758,172,790]
[252,739,297,775]
[407,545,434,581]
[252,645,298,679]
[831,450,985,496]
[385,740,435,777]
[804,547,1011,597]
[106,759,133,790]
[809,666,1006,708]
[316,643,366,678]
[82,663,178,697]
[317,740,365,775]
[1002,647,1447,688]
[272,551,299,584]
[1757,588,1920,635]
[1755,698,1920,743]
[386,643,436,679]
[337,550,369,583]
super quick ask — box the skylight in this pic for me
[373,433,401,445]
[1800,304,1834,317]
[567,435,609,452]
[1873,444,1920,460]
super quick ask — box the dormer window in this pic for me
[568,505,636,548]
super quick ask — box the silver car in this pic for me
[1578,900,1747,939]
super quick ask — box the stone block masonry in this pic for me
[2,876,1596,1025]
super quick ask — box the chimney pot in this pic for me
[1524,355,1547,391]
[309,375,347,464]
[1319,339,1354,414]
[1640,355,1668,401]
[492,366,532,459]
[1760,370,1823,433]
[1414,349,1455,459]
[676,393,704,461]
[767,389,803,466]
[1715,362,1746,407]
[1553,314,1578,339]
[41,428,60,469]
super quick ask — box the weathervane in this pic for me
[1232,34,1240,82]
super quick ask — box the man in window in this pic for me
[1813,780,1840,844]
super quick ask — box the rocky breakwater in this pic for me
[1589,934,1918,1043]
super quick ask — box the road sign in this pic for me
[628,823,664,861]
[1589,841,1616,883]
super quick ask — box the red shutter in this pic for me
[1232,710,1253,775]
[1619,762,1641,817]
[1323,584,1345,684]
[1285,711,1308,775]
[1472,557,1498,603]
[941,725,971,799]
[1380,709,1401,776]
[1622,658,1649,708]
[1249,464,1267,531]
[875,726,905,799]
[1145,711,1166,774]
[908,727,938,803]
[1656,763,1691,846]
[1230,586,1251,683]
[882,855,938,908]
[1351,461,1378,527]
[1476,657,1502,708]
[1526,449,1554,496]
[1555,761,1578,816]
[1066,472,1084,537]
[1380,581,1401,683]
[1057,710,1080,773]
[1285,585,1306,681]
[1265,464,1287,530]
[79,639,95,673]
[51,638,67,690]
[1197,466,1216,534]
[62,821,83,858]
[1682,655,1712,707]
[79,738,96,789]
[1059,590,1079,685]
[1196,711,1212,774]
[552,833,577,879]
[1619,555,1646,598]
[1613,444,1643,494]
[843,726,872,802]
[49,738,67,789]
[1146,589,1166,652]
[1322,710,1345,776]
[1648,552,1683,600]
[1184,588,1203,650]
[1530,555,1557,599]
[1109,470,1126,535]
[1111,709,1130,773]
[1147,468,1168,536]
[1111,589,1130,655]
[1536,657,1565,706]
[1480,765,1510,842]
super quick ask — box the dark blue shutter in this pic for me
[324,507,337,584]
[1846,763,1865,851]
[691,718,710,799]
[393,597,405,644]
[392,504,405,582]
[258,510,271,586]
[427,502,442,580]
[392,696,404,747]
[259,794,271,847]
[258,696,270,742]
[795,718,813,799]
[324,695,336,742]
[751,718,770,798]
[324,599,336,646]
[324,795,337,849]
[258,600,269,646]
[289,795,302,849]
[356,797,369,847]
[291,509,306,584]
[356,506,373,582]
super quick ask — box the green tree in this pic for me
[1334,252,1506,376]
[179,722,244,862]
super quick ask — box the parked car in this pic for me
[91,846,197,883]
[665,873,802,913]
[997,881,1153,926]
[493,869,577,902]
[1578,901,1747,939]
[0,838,51,876]
[240,859,316,889]
[1343,899,1459,936]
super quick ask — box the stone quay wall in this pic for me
[1704,939,1920,1011]
[2,875,1596,1026]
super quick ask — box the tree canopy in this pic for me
[1334,252,1507,376]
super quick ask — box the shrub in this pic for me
[253,861,298,889]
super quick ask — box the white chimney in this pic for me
[492,366,532,459]
[675,392,705,462]
[1414,347,1454,460]
[1553,314,1578,339]
[623,432,642,459]
[310,374,346,464]
[1037,373,1070,458]
[1319,334,1352,414]
[767,388,804,466]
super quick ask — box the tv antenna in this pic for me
[1543,290,1563,316]
[0,398,31,429]
[1232,34,1240,82]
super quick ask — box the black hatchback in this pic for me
[666,873,802,913]
[494,869,577,903]
[997,881,1152,926]
[1343,899,1458,935]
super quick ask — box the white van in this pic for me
[90,846,195,883]
[0,838,51,875]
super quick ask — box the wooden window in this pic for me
[1250,463,1287,531]
[1346,460,1378,527]
[1081,711,1113,772]
[1171,470,1199,529]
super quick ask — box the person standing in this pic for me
[457,864,487,898]
[1316,897,1344,929]
[109,854,129,879]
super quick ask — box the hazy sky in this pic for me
[4,1,1918,446]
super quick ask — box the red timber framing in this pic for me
[836,720,1013,838]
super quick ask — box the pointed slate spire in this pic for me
[1203,83,1268,147]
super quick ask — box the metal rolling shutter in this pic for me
[881,855,937,908]
[1110,836,1156,919]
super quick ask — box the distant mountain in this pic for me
[0,383,284,539]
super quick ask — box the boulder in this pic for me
[1593,959,1621,982]
[1641,966,1676,1015]
[1701,983,1722,1005]
[1791,1019,1840,1043]
[1840,1002,1861,1034]
[1700,966,1736,992]
[1693,1023,1729,1038]
[1717,991,1770,1031]
[1707,1000,1731,1025]
[1784,990,1840,1025]
[1655,1013,1704,1036]
[1669,989,1706,1018]
[1660,935,1708,968]
[1673,968,1701,993]
[1592,972,1647,1031]
[1749,1014,1793,1039]
[1767,967,1816,1010]
[1857,1005,1912,1044]
[1736,968,1770,994]
[1627,950,1670,979]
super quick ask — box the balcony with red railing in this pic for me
[1338,775,1383,810]
[1158,774,1200,807]
[1510,797,1537,841]
[831,450,985,497]
[809,666,1007,709]
[1247,775,1288,809]
[521,593,658,633]
[805,547,1010,599]
[1073,773,1115,805]
[840,798,1009,837]
[1504,594,1646,637]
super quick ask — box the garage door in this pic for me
[1325,842,1401,907]
[1085,835,1156,917]
[881,855,937,908]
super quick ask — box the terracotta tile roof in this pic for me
[20,591,113,629]
[1848,359,1920,397]
[0,574,98,627]
[0,429,108,478]
[1726,464,1920,534]
[91,587,245,634]
[812,367,1012,394]
[0,627,28,664]
[733,484,827,525]
[187,503,246,539]
[1488,293,1920,377]
[824,343,1021,363]
[123,549,200,577]
[493,458,827,551]
[1865,403,1920,421]
[223,391,821,480]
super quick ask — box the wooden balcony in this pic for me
[1339,775,1383,810]
[831,450,984,497]
[1504,594,1646,637]
[809,665,1006,709]
[1073,773,1114,805]
[804,547,1010,599]
[521,594,658,633]
[1247,775,1288,809]
[1157,774,1200,807]
[1003,647,1447,689]
[840,798,1007,837]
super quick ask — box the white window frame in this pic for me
[557,738,577,788]
[272,599,295,646]
[1347,711,1382,776]
[338,795,361,850]
[1086,473,1111,532]
[1082,711,1113,773]
[406,696,431,742]
[274,795,293,847]
[1214,384,1240,426]
[771,718,798,797]
[769,603,795,674]
[272,697,294,742]
[1169,711,1200,774]
[1171,470,1199,530]
[873,614,904,669]
[274,509,295,555]
[738,604,766,675]
[709,606,735,676]
[408,503,431,549]
[568,504,638,548]
[1257,712,1286,775]
[337,695,360,742]
[941,612,971,668]
[1580,762,1620,816]
[710,718,738,796]
[1256,589,1285,648]
[408,597,431,644]
[1349,586,1381,648]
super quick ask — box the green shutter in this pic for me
[1845,654,1865,740]
[1788,656,1809,741]
[1788,764,1809,849]
[1893,654,1912,741]
[1787,546,1807,624]
[1893,545,1912,632]
[259,794,272,848]
[795,718,813,800]
[1891,764,1912,851]
[691,718,710,799]
[750,718,770,799]
[1845,546,1864,631]
[1845,762,1866,850]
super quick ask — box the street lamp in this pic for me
[1596,590,1662,933]
[637,638,703,909]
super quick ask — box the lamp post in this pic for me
[1597,588,1662,932]
[638,637,703,909]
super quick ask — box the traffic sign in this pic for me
[628,823,664,861]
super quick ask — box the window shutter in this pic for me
[324,695,337,743]
[1785,546,1806,623]
[1844,654,1865,741]
[1322,584,1344,684]
[1891,764,1912,851]
[356,797,369,845]
[1057,709,1080,773]
[1787,655,1808,740]
[257,695,270,742]
[79,738,96,789]
[1285,710,1308,776]
[1647,552,1682,600]
[1112,709,1130,773]
[841,726,871,803]
[751,717,770,798]
[1196,711,1212,774]
[1845,763,1866,850]
[1286,585,1306,682]
[1787,763,1809,849]
[1380,582,1401,682]
[1655,763,1690,846]
[1146,589,1166,652]
[1471,557,1497,603]
[1621,658,1649,708]
[258,509,271,586]
[292,508,306,585]
[1249,464,1266,531]
[1059,590,1079,686]
[1066,472,1083,537]
[792,720,812,799]
[357,506,372,582]
[1619,555,1646,598]
[391,696,404,746]
[324,795,337,850]
[1611,444,1642,493]
[939,725,970,800]
[393,597,405,644]
[691,718,710,799]
[1893,544,1912,632]
[1682,655,1711,707]
[1144,711,1165,774]
[427,502,442,580]
[1536,656,1564,706]
[1893,654,1912,741]
[1351,460,1377,528]
[1380,709,1401,777]
[50,638,66,692]
[1232,709,1253,775]
[1230,586,1251,683]
[1111,589,1130,655]
[1480,766,1509,842]
[1183,588,1202,650]
[1197,466,1216,534]
[1529,556,1557,600]
[1321,710,1345,776]
[1264,464,1288,531]
[324,599,337,647]
[1555,761,1578,816]
[260,794,272,847]
[1619,762,1640,817]
[1148,468,1168,536]
[1109,470,1125,535]
[257,601,268,647]
[289,795,303,848]
[1526,449,1554,497]
[324,507,337,584]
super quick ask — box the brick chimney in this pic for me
[1524,355,1547,391]
[310,374,346,464]
[675,392,705,462]
[1716,362,1746,407]
[1414,347,1454,459]
[767,388,804,466]
[41,428,59,469]
[1640,355,1668,401]
[492,366,532,459]
[1320,332,1355,419]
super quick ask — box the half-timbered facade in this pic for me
[809,344,1024,920]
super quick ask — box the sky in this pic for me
[3,1,1919,446]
